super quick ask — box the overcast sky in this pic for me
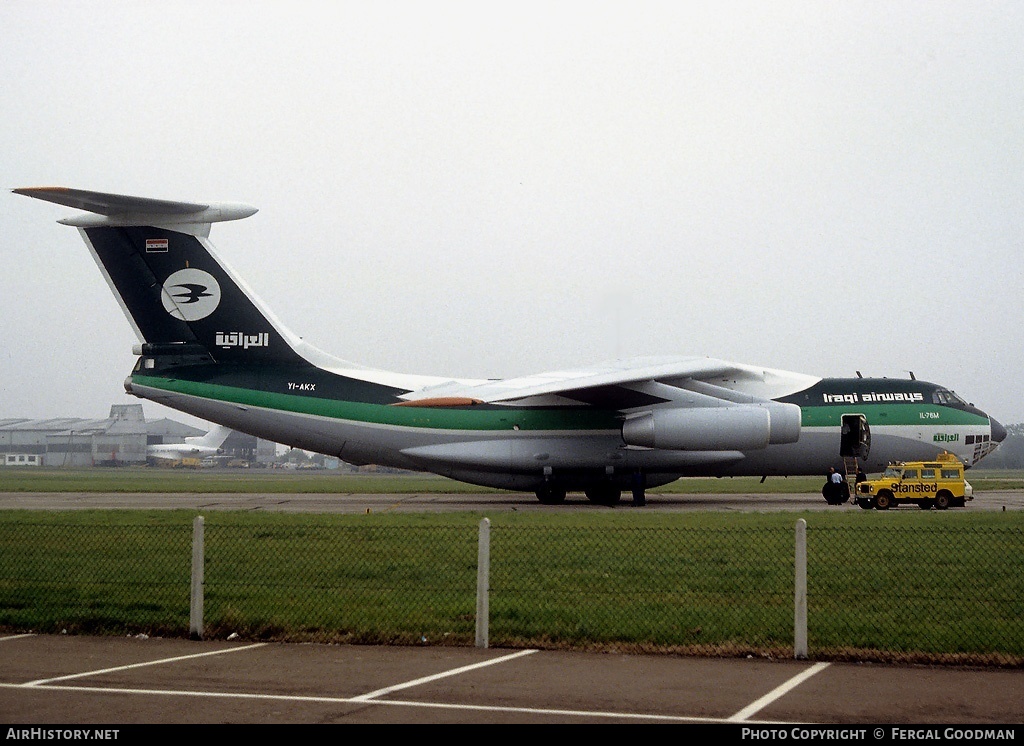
[1,1,1022,429]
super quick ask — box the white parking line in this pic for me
[728,661,831,721]
[0,634,36,642]
[0,681,783,723]
[350,648,538,701]
[24,643,268,686]
[1,639,822,723]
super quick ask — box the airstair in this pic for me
[843,456,860,498]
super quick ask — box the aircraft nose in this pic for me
[990,417,1007,443]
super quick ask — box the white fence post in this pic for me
[476,517,490,648]
[794,518,807,659]
[190,515,205,640]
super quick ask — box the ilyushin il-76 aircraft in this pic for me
[16,187,1006,505]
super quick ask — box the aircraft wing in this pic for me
[399,356,812,451]
[399,356,815,410]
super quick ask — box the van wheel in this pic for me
[935,491,952,510]
[875,491,893,510]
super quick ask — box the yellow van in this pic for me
[855,452,972,510]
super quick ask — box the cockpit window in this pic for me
[932,389,968,407]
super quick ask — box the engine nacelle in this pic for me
[621,403,801,451]
[765,401,802,445]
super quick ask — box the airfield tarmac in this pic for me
[1,490,1022,512]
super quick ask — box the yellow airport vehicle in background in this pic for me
[855,452,972,510]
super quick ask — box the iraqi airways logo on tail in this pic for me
[216,332,269,349]
[161,269,221,321]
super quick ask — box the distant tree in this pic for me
[283,447,310,464]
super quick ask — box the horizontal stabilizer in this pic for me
[12,187,257,228]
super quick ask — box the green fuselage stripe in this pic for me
[133,375,989,434]
[798,403,989,428]
[132,375,621,432]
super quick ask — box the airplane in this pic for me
[147,424,233,465]
[14,186,1006,505]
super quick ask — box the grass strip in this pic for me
[0,510,1021,664]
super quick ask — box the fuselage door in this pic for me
[840,414,871,461]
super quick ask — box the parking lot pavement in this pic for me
[2,634,1023,726]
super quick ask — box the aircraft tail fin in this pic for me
[185,424,233,449]
[14,187,309,367]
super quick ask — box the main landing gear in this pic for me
[584,484,621,506]
[822,479,851,505]
[534,472,648,507]
[535,484,567,505]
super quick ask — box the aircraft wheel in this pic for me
[822,483,843,504]
[535,486,566,505]
[585,485,621,506]
[874,491,893,510]
[857,498,874,510]
[935,491,951,510]
[918,500,933,510]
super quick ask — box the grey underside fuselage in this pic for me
[130,382,934,492]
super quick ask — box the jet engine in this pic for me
[621,403,801,451]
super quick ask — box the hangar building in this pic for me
[1,405,276,467]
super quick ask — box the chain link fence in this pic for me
[488,525,795,656]
[0,522,191,636]
[203,524,478,644]
[1,518,1021,666]
[806,525,1024,665]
